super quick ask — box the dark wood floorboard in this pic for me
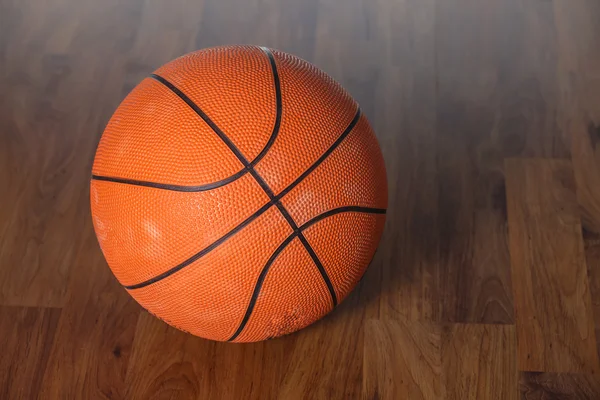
[2,0,600,398]
[520,372,600,400]
[506,159,597,373]
[39,231,140,399]
[0,306,61,399]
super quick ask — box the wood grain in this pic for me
[583,230,600,367]
[199,0,319,61]
[126,312,292,400]
[363,319,443,400]
[39,232,140,399]
[371,0,442,323]
[554,0,600,373]
[520,372,600,400]
[363,319,517,400]
[2,0,600,397]
[276,278,379,400]
[555,0,600,235]
[0,0,140,308]
[554,0,600,378]
[435,0,540,324]
[0,306,61,399]
[506,159,598,373]
[442,324,517,400]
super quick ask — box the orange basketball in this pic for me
[90,46,387,342]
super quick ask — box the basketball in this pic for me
[90,45,387,342]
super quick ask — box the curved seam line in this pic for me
[92,51,282,191]
[274,108,361,200]
[150,73,251,165]
[252,47,282,166]
[91,168,248,192]
[297,232,337,306]
[226,206,386,341]
[123,201,274,290]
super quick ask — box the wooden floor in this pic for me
[1,0,600,398]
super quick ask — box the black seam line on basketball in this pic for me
[226,233,298,342]
[251,171,331,309]
[226,206,386,342]
[246,160,302,252]
[245,166,298,233]
[253,47,282,166]
[90,168,248,192]
[296,232,337,307]
[126,61,280,192]
[250,169,305,268]
[274,201,299,231]
[123,201,273,290]
[274,108,361,201]
[300,206,386,230]
[247,162,298,229]
[248,168,276,198]
[150,73,251,166]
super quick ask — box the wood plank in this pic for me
[583,231,600,367]
[505,159,598,373]
[554,0,600,234]
[198,0,319,61]
[363,319,443,400]
[443,324,517,400]
[126,313,210,400]
[0,0,143,308]
[436,0,567,159]
[126,311,292,400]
[520,372,600,399]
[39,233,141,399]
[378,0,440,323]
[569,121,600,235]
[377,93,441,319]
[129,0,203,67]
[0,306,61,399]
[434,0,568,324]
[363,319,517,399]
[554,0,600,366]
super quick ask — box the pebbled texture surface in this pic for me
[92,77,243,186]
